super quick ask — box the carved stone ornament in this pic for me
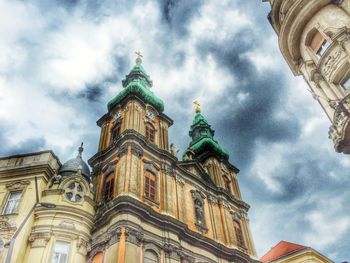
[58,220,76,230]
[48,171,62,188]
[0,216,16,241]
[231,212,241,221]
[6,180,30,191]
[220,199,231,210]
[163,243,180,260]
[191,190,208,233]
[207,195,218,205]
[130,142,144,158]
[77,236,89,256]
[161,164,175,177]
[117,144,129,157]
[310,70,324,85]
[28,232,52,248]
[175,175,185,185]
[146,110,155,121]
[125,227,144,246]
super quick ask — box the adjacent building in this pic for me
[261,241,333,263]
[263,0,350,153]
[0,56,259,263]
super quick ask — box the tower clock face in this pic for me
[114,111,121,120]
[146,110,155,120]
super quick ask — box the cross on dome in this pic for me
[135,51,143,64]
[194,100,201,113]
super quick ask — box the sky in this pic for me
[0,0,349,261]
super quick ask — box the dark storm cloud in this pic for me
[196,29,300,170]
[78,84,103,102]
[0,126,46,157]
[159,0,204,35]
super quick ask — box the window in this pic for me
[144,250,159,263]
[104,173,115,201]
[233,221,245,248]
[65,182,83,203]
[3,191,21,215]
[144,171,156,201]
[341,75,350,90]
[146,124,155,143]
[308,30,330,58]
[51,242,70,263]
[92,252,104,263]
[223,176,231,193]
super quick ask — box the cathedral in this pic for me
[0,56,259,263]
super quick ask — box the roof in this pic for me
[261,241,306,263]
[185,112,229,160]
[107,63,164,113]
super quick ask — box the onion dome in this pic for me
[107,54,164,113]
[184,102,229,161]
[58,143,91,182]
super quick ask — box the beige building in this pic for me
[0,56,259,263]
[264,0,350,153]
[260,241,333,263]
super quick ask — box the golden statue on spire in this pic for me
[193,100,201,113]
[135,51,143,65]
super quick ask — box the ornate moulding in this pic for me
[329,93,350,153]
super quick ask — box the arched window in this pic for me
[92,252,104,263]
[144,249,159,263]
[146,124,155,143]
[233,220,245,248]
[144,171,156,201]
[223,176,231,193]
[307,29,330,58]
[104,173,114,201]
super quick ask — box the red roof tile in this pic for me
[261,241,306,263]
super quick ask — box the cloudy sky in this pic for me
[1,0,349,261]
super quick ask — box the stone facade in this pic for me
[264,0,350,153]
[0,58,258,263]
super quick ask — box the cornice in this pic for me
[89,130,250,210]
[93,195,259,263]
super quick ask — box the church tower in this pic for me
[88,55,259,263]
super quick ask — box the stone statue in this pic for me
[170,143,179,158]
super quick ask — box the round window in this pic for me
[65,182,84,202]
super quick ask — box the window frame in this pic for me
[233,220,245,248]
[104,172,115,201]
[223,176,231,194]
[2,191,22,215]
[145,124,156,143]
[144,170,157,202]
[51,241,71,263]
[341,73,350,91]
[305,28,331,61]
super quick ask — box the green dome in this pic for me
[107,64,164,112]
[185,112,229,160]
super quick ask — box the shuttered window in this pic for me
[144,171,156,201]
[104,173,114,201]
